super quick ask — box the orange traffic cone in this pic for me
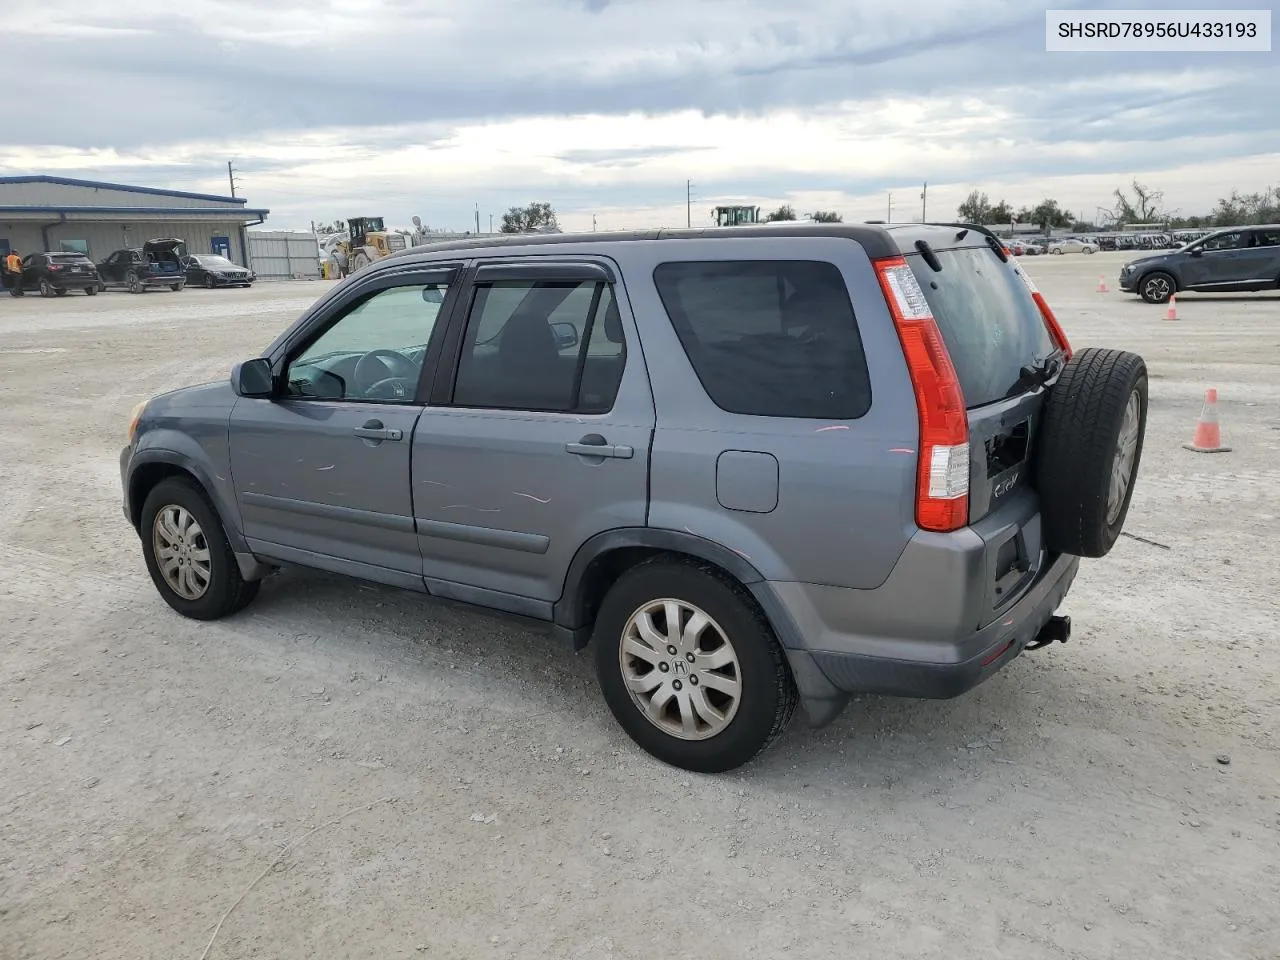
[1164,294,1178,321]
[1097,275,1109,293]
[1183,389,1231,453]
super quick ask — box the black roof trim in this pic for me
[375,222,997,268]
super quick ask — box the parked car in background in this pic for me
[1005,238,1030,256]
[183,254,256,288]
[1119,225,1280,303]
[1096,236,1118,251]
[1048,237,1098,255]
[120,222,1149,773]
[14,251,100,296]
[97,239,187,293]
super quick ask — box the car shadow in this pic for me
[244,566,1087,788]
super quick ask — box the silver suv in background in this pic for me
[120,224,1149,772]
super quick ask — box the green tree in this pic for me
[989,200,1015,224]
[763,204,798,222]
[1112,180,1165,224]
[500,202,559,233]
[810,209,843,222]
[1019,199,1073,232]
[957,190,992,223]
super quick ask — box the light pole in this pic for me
[887,192,893,223]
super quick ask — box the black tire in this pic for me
[139,478,260,620]
[205,275,216,289]
[1139,271,1175,304]
[55,288,68,297]
[85,285,97,296]
[39,278,55,298]
[170,282,184,292]
[127,271,143,294]
[592,558,797,773]
[1036,347,1148,559]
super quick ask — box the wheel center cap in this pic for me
[671,660,687,677]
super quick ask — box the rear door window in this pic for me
[906,246,1057,409]
[653,260,871,419]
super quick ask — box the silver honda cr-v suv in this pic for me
[121,223,1148,772]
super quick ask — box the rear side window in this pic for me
[653,260,870,419]
[907,247,1056,409]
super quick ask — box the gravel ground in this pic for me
[1,256,1277,960]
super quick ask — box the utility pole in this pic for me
[887,192,893,223]
[227,160,238,198]
[592,213,597,232]
[921,182,927,222]
[474,203,480,234]
[489,214,494,233]
[686,179,692,228]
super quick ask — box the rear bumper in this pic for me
[802,550,1078,699]
[752,507,1081,724]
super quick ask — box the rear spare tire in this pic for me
[1036,347,1148,558]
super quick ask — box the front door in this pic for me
[228,271,458,579]
[1182,230,1254,288]
[412,260,654,606]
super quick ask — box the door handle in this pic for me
[565,434,633,459]
[354,419,403,441]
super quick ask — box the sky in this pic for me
[5,0,1278,232]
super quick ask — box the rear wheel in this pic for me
[85,285,97,296]
[170,282,184,292]
[127,271,143,294]
[139,478,260,620]
[1139,271,1175,304]
[1036,347,1148,558]
[39,278,55,298]
[593,558,797,773]
[55,288,68,297]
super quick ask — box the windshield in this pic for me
[198,256,237,268]
[907,246,1057,409]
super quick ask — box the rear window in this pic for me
[907,247,1056,409]
[653,260,871,419]
[49,253,90,262]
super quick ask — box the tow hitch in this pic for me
[1024,614,1071,651]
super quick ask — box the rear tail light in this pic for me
[48,264,61,271]
[874,256,969,533]
[1011,261,1072,358]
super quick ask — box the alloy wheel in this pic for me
[152,504,213,600]
[619,598,742,741]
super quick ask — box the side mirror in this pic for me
[1189,248,1203,257]
[231,358,275,398]
[550,321,579,350]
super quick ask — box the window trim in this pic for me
[276,265,464,406]
[651,257,873,422]
[440,263,625,414]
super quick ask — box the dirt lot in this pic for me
[2,254,1278,960]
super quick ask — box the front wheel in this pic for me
[170,282,184,292]
[127,272,143,294]
[205,275,216,289]
[85,285,97,296]
[593,559,797,773]
[139,478,261,620]
[1139,271,1175,304]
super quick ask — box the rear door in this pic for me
[904,239,1063,609]
[411,258,654,611]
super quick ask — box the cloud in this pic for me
[4,0,1276,231]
